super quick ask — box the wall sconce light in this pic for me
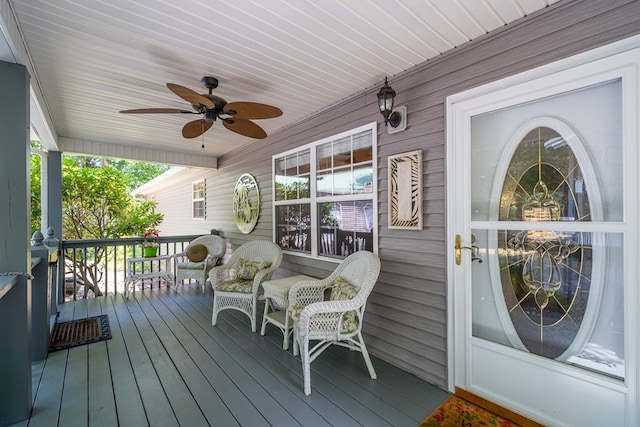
[377,76,402,128]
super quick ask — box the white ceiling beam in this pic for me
[59,137,217,168]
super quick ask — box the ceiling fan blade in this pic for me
[120,108,194,114]
[182,120,213,139]
[224,102,283,119]
[223,118,267,139]
[167,83,214,109]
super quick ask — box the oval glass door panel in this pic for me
[499,127,591,358]
[487,124,623,379]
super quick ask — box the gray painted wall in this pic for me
[146,0,640,389]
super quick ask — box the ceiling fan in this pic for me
[120,76,282,140]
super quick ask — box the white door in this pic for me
[446,37,640,427]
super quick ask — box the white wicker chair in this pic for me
[209,240,283,332]
[287,250,381,395]
[175,235,226,293]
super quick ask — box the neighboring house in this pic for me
[2,2,640,426]
[132,166,218,237]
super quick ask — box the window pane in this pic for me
[353,145,372,163]
[332,166,353,195]
[275,204,311,253]
[298,150,311,198]
[317,142,332,170]
[275,151,310,200]
[193,180,205,198]
[353,129,373,162]
[316,170,333,197]
[333,136,352,167]
[317,200,373,257]
[297,177,310,199]
[193,200,205,219]
[352,163,374,195]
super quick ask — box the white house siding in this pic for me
[141,167,219,236]
[141,0,640,389]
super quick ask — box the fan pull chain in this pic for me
[201,121,205,149]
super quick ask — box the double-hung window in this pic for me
[273,122,377,259]
[192,179,206,220]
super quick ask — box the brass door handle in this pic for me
[455,234,483,265]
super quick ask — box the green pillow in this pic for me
[329,276,359,334]
[236,258,272,281]
[186,243,208,262]
[329,276,358,301]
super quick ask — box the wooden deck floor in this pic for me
[16,283,448,427]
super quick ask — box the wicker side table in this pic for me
[260,274,313,349]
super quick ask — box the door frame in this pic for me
[445,35,640,425]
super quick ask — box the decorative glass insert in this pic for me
[497,127,595,360]
[498,229,591,358]
[500,127,590,223]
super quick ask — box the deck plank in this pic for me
[115,292,179,426]
[101,294,149,426]
[86,299,118,426]
[58,347,88,427]
[132,289,240,427]
[27,349,67,427]
[125,290,207,426]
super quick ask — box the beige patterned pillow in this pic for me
[329,276,358,300]
[329,276,359,334]
[236,258,272,280]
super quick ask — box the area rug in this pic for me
[49,314,112,352]
[420,394,521,427]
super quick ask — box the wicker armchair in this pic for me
[209,240,283,332]
[175,235,226,293]
[287,250,381,395]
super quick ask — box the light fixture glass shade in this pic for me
[377,77,396,117]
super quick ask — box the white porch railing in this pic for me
[61,235,200,300]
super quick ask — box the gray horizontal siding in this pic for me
[151,0,640,390]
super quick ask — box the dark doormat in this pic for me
[49,314,112,352]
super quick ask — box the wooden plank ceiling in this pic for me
[3,0,560,164]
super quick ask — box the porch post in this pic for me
[0,60,32,425]
[46,151,63,306]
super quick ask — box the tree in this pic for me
[60,156,164,295]
[30,153,42,234]
[107,159,170,191]
[61,157,163,240]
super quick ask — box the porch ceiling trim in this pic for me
[59,137,217,168]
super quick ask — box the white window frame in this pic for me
[272,122,378,261]
[192,178,206,220]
